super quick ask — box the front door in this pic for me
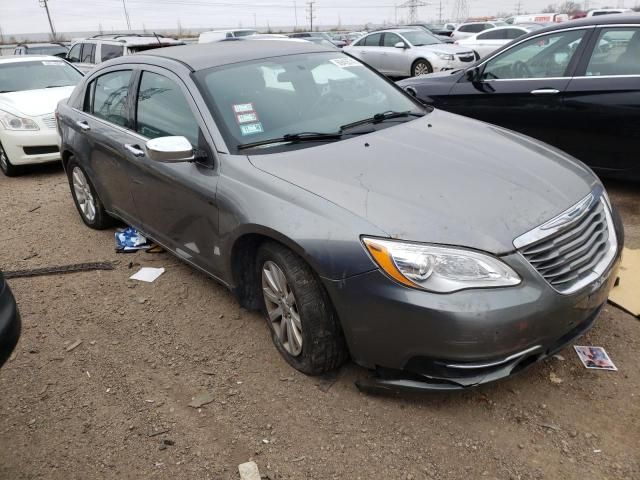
[443,28,592,148]
[562,26,640,175]
[127,67,222,275]
[379,33,409,77]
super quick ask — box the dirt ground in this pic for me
[0,164,638,480]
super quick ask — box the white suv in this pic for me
[451,21,508,40]
[66,34,184,73]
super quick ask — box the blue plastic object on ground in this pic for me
[115,227,150,252]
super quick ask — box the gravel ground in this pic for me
[0,164,638,480]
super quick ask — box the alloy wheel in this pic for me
[261,260,303,357]
[72,166,97,222]
[414,62,432,76]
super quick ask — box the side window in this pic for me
[81,43,96,63]
[478,30,506,40]
[459,25,472,33]
[467,24,485,33]
[68,44,82,62]
[136,71,199,146]
[101,44,124,61]
[91,70,132,127]
[506,28,526,40]
[483,29,586,80]
[585,28,640,76]
[383,33,402,47]
[363,33,382,46]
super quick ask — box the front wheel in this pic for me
[256,241,348,375]
[67,158,114,229]
[0,142,22,177]
[412,59,433,77]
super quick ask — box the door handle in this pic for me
[75,120,90,131]
[530,88,560,95]
[124,144,145,157]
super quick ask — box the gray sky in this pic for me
[0,0,624,35]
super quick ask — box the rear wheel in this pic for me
[256,241,348,375]
[412,59,433,77]
[0,142,22,177]
[67,158,114,229]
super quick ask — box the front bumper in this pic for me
[0,276,21,368]
[322,236,622,391]
[0,128,61,166]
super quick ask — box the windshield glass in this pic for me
[195,52,422,153]
[30,46,68,56]
[0,60,82,93]
[401,30,441,46]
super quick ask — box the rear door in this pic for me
[127,66,222,274]
[78,68,138,221]
[473,29,508,57]
[561,25,640,175]
[443,27,593,148]
[350,33,383,71]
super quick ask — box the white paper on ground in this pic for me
[129,267,165,283]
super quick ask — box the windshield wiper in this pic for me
[339,110,425,132]
[238,132,343,151]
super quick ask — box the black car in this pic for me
[398,14,640,180]
[0,271,20,367]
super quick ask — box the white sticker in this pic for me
[240,123,264,136]
[42,61,65,66]
[236,112,258,124]
[233,103,255,113]
[329,57,362,68]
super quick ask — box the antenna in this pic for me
[398,0,429,23]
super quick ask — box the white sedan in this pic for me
[455,25,540,58]
[344,29,476,77]
[0,56,83,176]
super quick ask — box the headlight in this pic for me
[362,237,521,293]
[0,110,39,131]
[435,52,454,61]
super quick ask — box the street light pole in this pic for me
[38,0,57,40]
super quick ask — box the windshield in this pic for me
[0,60,82,93]
[195,52,422,153]
[29,46,68,56]
[401,30,441,46]
[234,30,257,37]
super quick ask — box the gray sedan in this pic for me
[56,41,622,391]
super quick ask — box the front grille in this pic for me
[42,115,57,129]
[515,191,617,295]
[23,145,59,155]
[458,54,475,62]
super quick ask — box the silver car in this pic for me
[344,28,476,77]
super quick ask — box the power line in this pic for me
[38,0,57,39]
[451,0,468,22]
[398,0,428,23]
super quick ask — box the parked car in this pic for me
[0,270,21,368]
[13,42,69,58]
[398,14,640,180]
[289,32,346,48]
[404,23,456,42]
[587,8,632,16]
[66,34,184,73]
[455,25,540,58]
[57,40,622,391]
[451,21,508,40]
[303,37,339,48]
[0,56,83,176]
[198,29,258,43]
[344,29,476,77]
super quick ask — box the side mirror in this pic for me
[146,136,194,163]
[465,66,480,82]
[394,41,408,49]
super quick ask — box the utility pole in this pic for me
[38,0,56,40]
[254,13,257,28]
[399,0,428,24]
[306,1,316,31]
[294,1,298,30]
[122,0,132,30]
[438,0,443,23]
[515,0,522,15]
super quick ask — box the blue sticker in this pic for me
[240,122,264,136]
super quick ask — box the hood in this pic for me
[417,43,474,55]
[398,70,462,85]
[248,110,598,254]
[0,86,75,117]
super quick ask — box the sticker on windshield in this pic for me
[329,57,362,68]
[42,61,65,66]
[233,103,255,113]
[236,111,259,124]
[240,122,264,136]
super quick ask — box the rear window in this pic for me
[101,44,124,61]
[363,33,382,46]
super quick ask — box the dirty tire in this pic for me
[412,59,433,77]
[256,241,348,375]
[0,141,22,177]
[66,158,114,230]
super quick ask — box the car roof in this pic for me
[0,55,64,64]
[528,13,640,33]
[17,42,66,48]
[139,40,337,71]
